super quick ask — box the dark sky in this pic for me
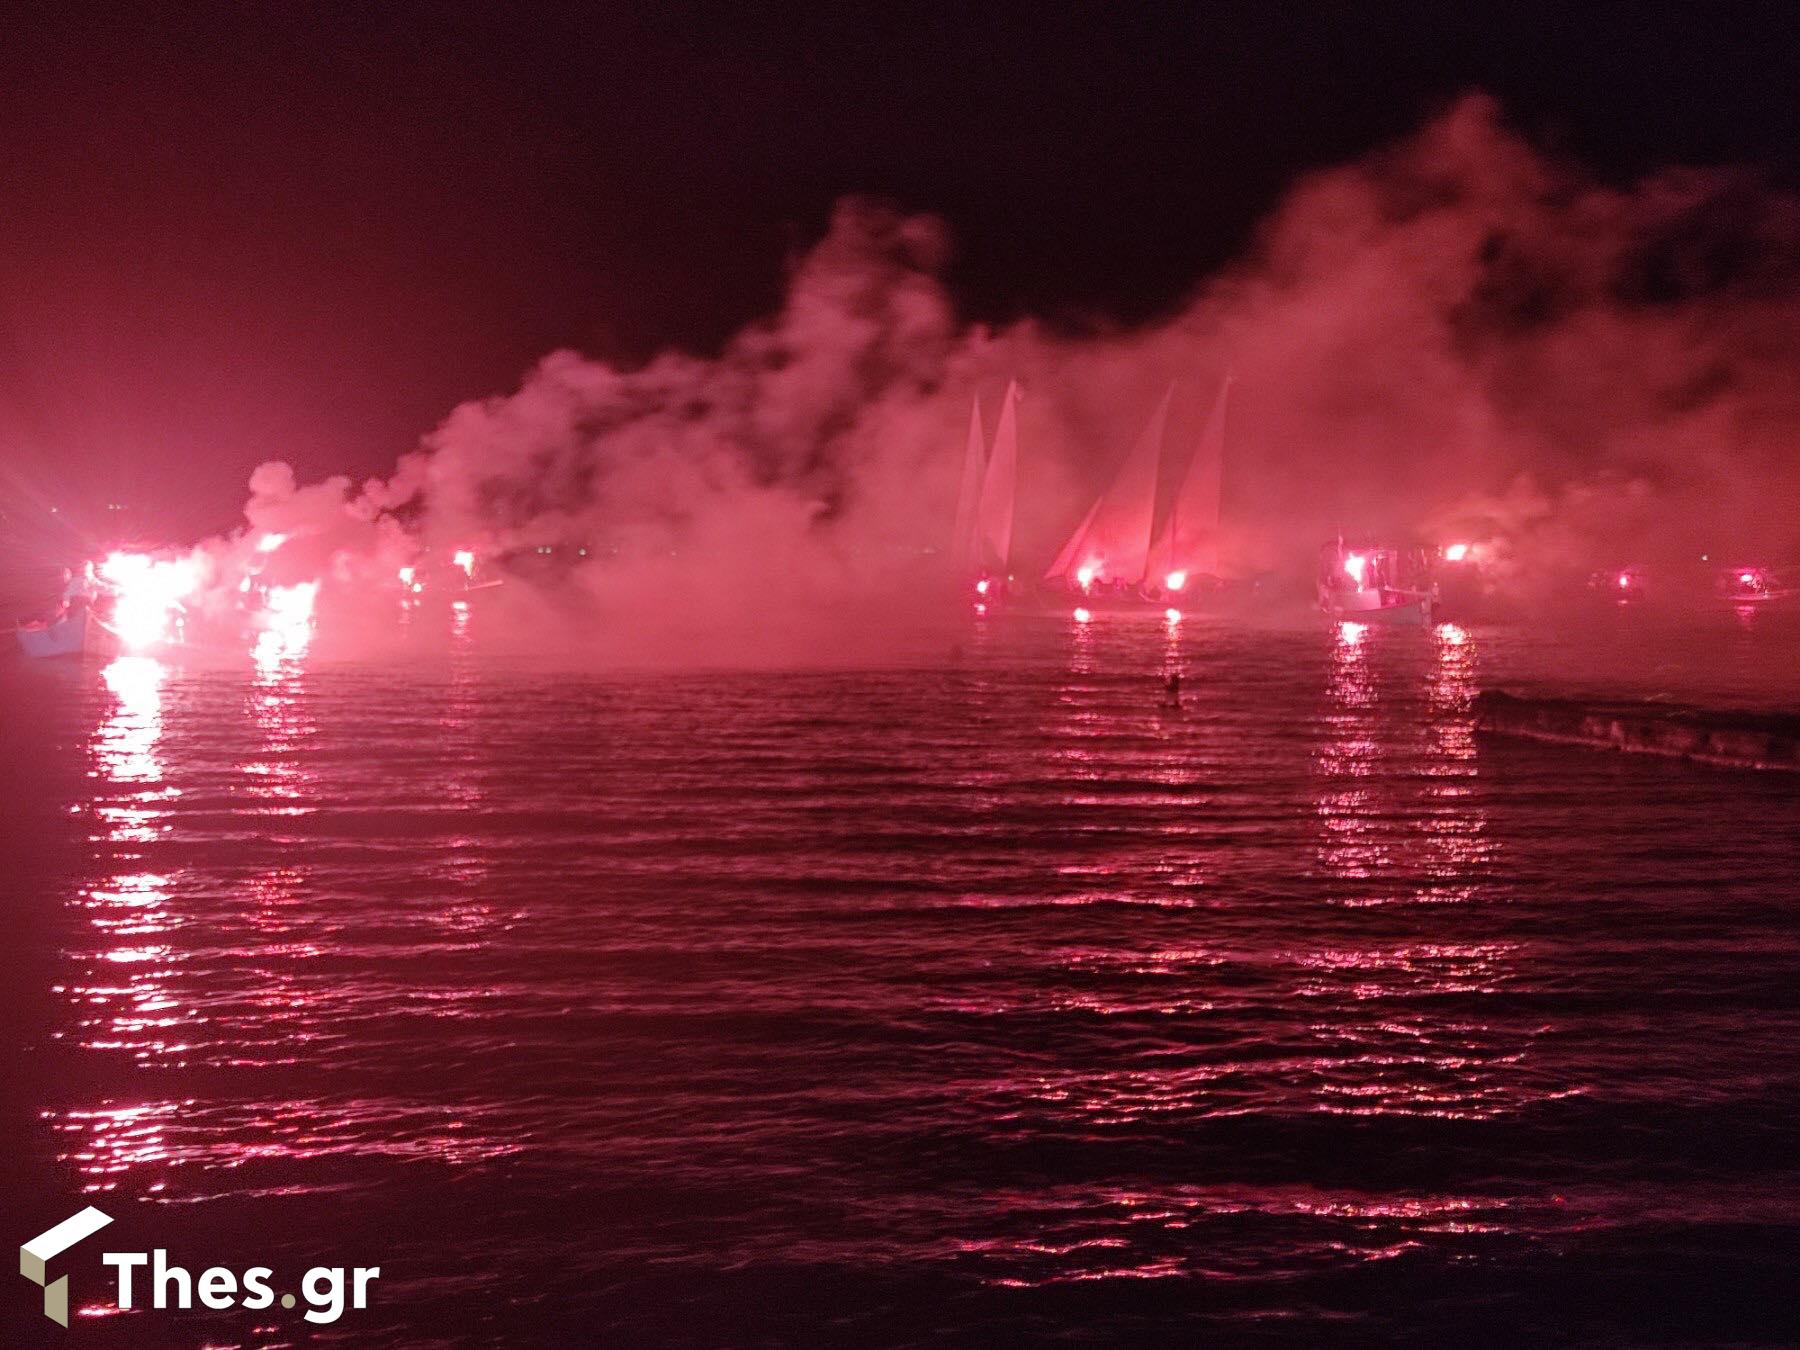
[3,0,1796,537]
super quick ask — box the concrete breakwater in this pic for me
[1475,690,1800,771]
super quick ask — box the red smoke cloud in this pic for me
[222,94,1800,659]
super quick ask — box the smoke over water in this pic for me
[191,95,1800,662]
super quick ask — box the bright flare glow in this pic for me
[1343,553,1367,586]
[1436,622,1469,646]
[98,551,200,651]
[453,550,475,577]
[1164,570,1187,591]
[975,578,990,595]
[255,532,287,553]
[1164,608,1182,623]
[1739,570,1759,585]
[1073,607,1092,623]
[397,566,415,586]
[1617,571,1633,589]
[1443,543,1469,562]
[253,582,318,670]
[1075,563,1099,589]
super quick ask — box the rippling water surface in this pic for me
[4,611,1800,1345]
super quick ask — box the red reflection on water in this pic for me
[951,1183,1541,1287]
[57,659,189,1189]
[245,615,320,812]
[1421,623,1493,883]
[1314,618,1383,875]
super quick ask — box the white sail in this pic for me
[1146,374,1230,586]
[975,381,1019,574]
[950,393,986,574]
[1043,384,1172,586]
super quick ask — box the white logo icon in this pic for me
[20,1205,114,1326]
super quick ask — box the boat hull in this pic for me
[1321,593,1434,626]
[16,609,104,658]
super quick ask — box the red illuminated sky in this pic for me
[2,2,1796,536]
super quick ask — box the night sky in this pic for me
[3,1,1796,535]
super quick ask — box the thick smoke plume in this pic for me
[219,94,1800,660]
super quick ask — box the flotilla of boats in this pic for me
[9,539,495,661]
[8,382,1794,661]
[948,376,1795,630]
[953,376,1240,622]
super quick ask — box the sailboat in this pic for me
[950,381,1021,609]
[1041,376,1231,617]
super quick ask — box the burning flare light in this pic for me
[1343,553,1368,586]
[98,551,201,651]
[1164,570,1187,591]
[253,582,319,669]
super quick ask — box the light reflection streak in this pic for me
[432,619,496,936]
[947,1184,1539,1288]
[56,658,190,1190]
[1313,616,1382,876]
[246,584,320,814]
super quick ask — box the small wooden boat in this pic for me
[15,608,109,658]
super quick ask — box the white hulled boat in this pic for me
[15,607,112,658]
[1316,540,1435,625]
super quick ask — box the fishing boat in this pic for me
[1717,564,1795,605]
[15,607,112,658]
[1317,540,1435,625]
[950,380,1021,609]
[1040,376,1231,617]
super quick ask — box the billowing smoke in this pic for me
[207,93,1800,659]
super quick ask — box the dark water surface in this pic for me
[4,613,1800,1346]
